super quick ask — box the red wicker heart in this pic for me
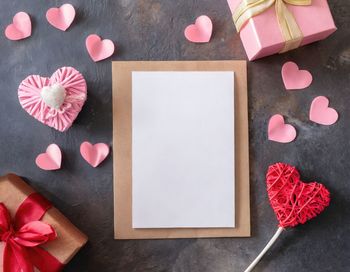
[266,163,330,228]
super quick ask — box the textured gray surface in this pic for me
[0,0,349,271]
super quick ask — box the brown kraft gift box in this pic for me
[0,174,88,270]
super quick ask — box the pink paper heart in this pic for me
[80,141,109,167]
[18,67,87,132]
[310,96,338,125]
[281,61,313,90]
[86,34,115,62]
[184,15,212,43]
[5,12,32,40]
[268,114,297,143]
[46,3,76,31]
[35,144,62,170]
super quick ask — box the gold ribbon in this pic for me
[233,0,311,53]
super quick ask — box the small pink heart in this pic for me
[35,144,62,170]
[281,61,313,90]
[184,15,212,43]
[46,3,76,31]
[80,141,109,167]
[268,114,297,143]
[5,12,32,41]
[86,34,115,62]
[310,96,338,125]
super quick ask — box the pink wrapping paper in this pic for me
[227,0,337,60]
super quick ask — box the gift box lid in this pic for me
[227,0,336,60]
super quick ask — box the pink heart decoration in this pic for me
[86,34,115,62]
[268,114,297,143]
[5,12,32,40]
[46,3,76,31]
[80,141,109,167]
[184,15,212,43]
[18,67,87,132]
[310,96,339,125]
[281,61,313,90]
[35,144,62,170]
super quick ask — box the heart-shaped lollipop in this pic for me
[266,162,330,228]
[244,163,330,272]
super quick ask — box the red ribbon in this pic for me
[0,193,64,272]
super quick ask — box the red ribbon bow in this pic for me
[0,193,64,272]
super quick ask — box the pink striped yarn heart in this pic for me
[18,67,87,132]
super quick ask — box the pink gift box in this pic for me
[227,0,337,61]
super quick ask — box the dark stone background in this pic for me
[0,0,349,271]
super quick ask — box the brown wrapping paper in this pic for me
[0,174,88,269]
[112,61,250,239]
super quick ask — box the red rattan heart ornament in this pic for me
[266,163,330,228]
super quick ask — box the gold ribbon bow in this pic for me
[233,0,311,53]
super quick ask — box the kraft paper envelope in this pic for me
[112,61,250,239]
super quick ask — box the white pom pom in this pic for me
[41,84,66,109]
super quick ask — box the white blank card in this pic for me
[132,71,235,228]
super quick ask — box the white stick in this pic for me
[243,227,284,272]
